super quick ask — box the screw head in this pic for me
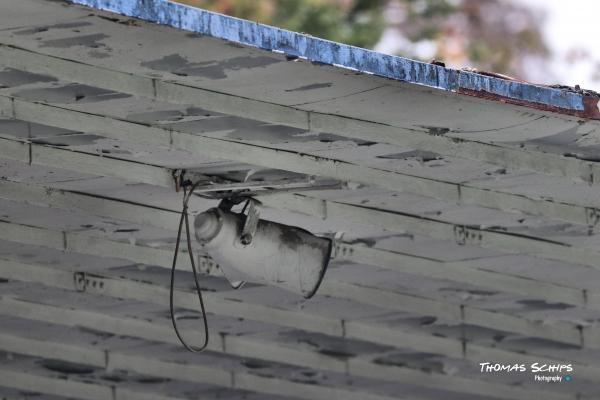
[240,233,252,245]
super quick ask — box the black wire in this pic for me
[170,183,209,352]
[240,197,250,215]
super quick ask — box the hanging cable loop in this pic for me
[170,181,210,353]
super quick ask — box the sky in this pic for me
[520,0,600,91]
[376,0,600,92]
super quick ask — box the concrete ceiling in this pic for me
[0,1,600,399]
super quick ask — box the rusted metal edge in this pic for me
[66,0,600,120]
[457,87,600,120]
[457,71,600,120]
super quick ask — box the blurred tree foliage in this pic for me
[177,0,386,49]
[397,0,549,77]
[176,0,549,78]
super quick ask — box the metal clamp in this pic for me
[74,272,87,292]
[453,225,482,246]
[241,198,261,245]
[73,272,105,293]
[172,169,185,192]
[586,207,600,234]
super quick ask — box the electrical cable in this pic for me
[169,181,210,352]
[240,197,250,215]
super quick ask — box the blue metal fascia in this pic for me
[68,0,591,116]
[458,71,582,111]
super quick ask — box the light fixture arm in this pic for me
[240,199,261,245]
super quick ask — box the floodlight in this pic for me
[194,200,331,298]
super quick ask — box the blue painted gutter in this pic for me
[68,0,600,120]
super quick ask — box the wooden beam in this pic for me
[1,199,599,350]
[1,98,600,272]
[2,256,599,380]
[0,369,113,400]
[272,193,600,273]
[0,335,398,400]
[2,125,600,277]
[0,313,428,400]
[1,175,599,334]
[0,43,595,187]
[1,170,598,310]
[0,94,599,231]
[0,298,584,400]
[319,280,584,346]
[338,242,588,308]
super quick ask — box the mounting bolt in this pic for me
[454,225,467,245]
[74,272,86,292]
[240,233,253,245]
[454,225,482,245]
[586,207,600,234]
[172,169,185,192]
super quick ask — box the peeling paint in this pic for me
[141,53,281,79]
[516,299,574,311]
[40,33,110,49]
[88,50,111,59]
[31,134,104,147]
[377,150,442,162]
[14,21,93,36]
[14,83,131,104]
[285,83,333,92]
[458,86,600,121]
[127,107,222,124]
[3,2,600,397]
[373,352,444,374]
[420,126,450,136]
[0,120,76,139]
[68,0,600,120]
[39,359,95,374]
[0,68,57,88]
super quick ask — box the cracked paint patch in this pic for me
[40,33,109,49]
[285,83,333,92]
[14,83,131,104]
[14,21,93,36]
[0,68,57,88]
[141,53,281,79]
[377,150,443,162]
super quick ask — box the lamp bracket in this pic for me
[241,198,261,245]
[217,196,246,211]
